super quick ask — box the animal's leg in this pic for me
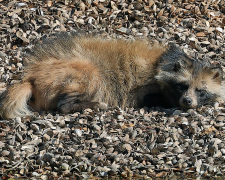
[57,93,108,114]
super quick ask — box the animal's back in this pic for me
[25,33,165,108]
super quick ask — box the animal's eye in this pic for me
[200,91,206,97]
[196,89,208,98]
[175,83,188,92]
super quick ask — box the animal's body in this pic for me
[0,33,223,119]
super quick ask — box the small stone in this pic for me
[32,172,40,177]
[195,159,202,173]
[16,132,23,142]
[116,27,130,34]
[31,124,39,131]
[43,134,51,141]
[61,163,70,171]
[123,144,132,151]
[173,110,182,115]
[74,129,83,137]
[1,150,10,157]
[43,153,54,162]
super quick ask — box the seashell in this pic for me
[123,144,132,151]
[194,159,202,173]
[16,3,27,7]
[61,163,70,171]
[30,124,39,131]
[43,134,51,141]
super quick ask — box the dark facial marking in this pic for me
[174,83,189,94]
[158,82,190,108]
[141,82,189,108]
[196,89,217,106]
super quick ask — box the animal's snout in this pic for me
[182,97,192,106]
[179,95,197,109]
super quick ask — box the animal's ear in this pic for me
[167,43,194,66]
[168,43,184,54]
[210,66,223,82]
[173,61,181,72]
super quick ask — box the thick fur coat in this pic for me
[0,33,223,119]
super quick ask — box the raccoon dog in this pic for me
[0,33,224,119]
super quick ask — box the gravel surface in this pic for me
[0,0,225,179]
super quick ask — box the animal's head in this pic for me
[155,44,223,109]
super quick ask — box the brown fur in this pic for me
[0,33,224,119]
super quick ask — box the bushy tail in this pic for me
[0,82,32,119]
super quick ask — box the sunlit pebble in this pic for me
[74,129,83,136]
